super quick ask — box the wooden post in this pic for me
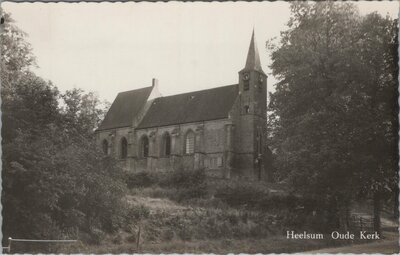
[136,225,141,252]
[373,192,382,237]
[8,237,12,254]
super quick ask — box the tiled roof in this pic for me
[137,84,238,129]
[97,86,153,131]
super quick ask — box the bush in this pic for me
[125,233,136,243]
[129,204,150,220]
[126,171,158,188]
[126,168,209,202]
[215,181,266,208]
[174,184,208,202]
[177,222,194,241]
[112,233,124,244]
[162,229,175,241]
[165,168,208,202]
[87,228,106,245]
[167,168,206,188]
[257,193,300,211]
[214,180,318,211]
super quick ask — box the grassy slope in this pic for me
[74,184,398,254]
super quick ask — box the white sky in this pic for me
[2,1,399,103]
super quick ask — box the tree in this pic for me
[0,8,36,98]
[1,11,126,251]
[351,12,398,235]
[268,2,398,232]
[61,88,109,137]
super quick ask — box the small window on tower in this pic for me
[244,105,250,114]
[244,80,249,91]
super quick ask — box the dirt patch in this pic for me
[126,195,187,212]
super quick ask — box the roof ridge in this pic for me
[156,84,238,99]
[118,86,153,94]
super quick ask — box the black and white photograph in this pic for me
[0,1,399,253]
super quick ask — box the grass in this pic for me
[72,190,398,253]
[71,234,388,254]
[72,237,318,253]
[53,172,399,253]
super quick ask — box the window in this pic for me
[102,139,109,155]
[244,80,249,91]
[244,105,250,114]
[256,131,262,155]
[185,131,195,154]
[162,133,171,156]
[208,157,223,168]
[205,158,210,168]
[120,137,128,159]
[141,136,149,158]
[217,157,223,167]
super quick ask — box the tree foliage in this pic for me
[0,10,35,98]
[1,10,126,249]
[268,2,398,230]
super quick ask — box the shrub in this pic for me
[227,213,240,225]
[129,204,150,220]
[215,181,266,208]
[143,225,161,242]
[164,168,208,202]
[174,185,207,202]
[214,180,318,212]
[126,171,158,188]
[87,227,106,245]
[125,233,136,243]
[177,223,194,241]
[167,168,206,188]
[162,229,175,241]
[112,233,124,244]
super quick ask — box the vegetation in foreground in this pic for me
[1,9,127,251]
[59,169,398,253]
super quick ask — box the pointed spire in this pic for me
[243,29,264,74]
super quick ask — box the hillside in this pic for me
[62,170,398,253]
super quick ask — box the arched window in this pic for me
[120,137,128,159]
[244,105,250,114]
[102,139,109,155]
[162,133,171,156]
[244,80,250,91]
[140,136,149,158]
[185,130,195,154]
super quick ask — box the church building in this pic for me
[96,31,272,180]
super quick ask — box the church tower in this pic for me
[235,29,268,180]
